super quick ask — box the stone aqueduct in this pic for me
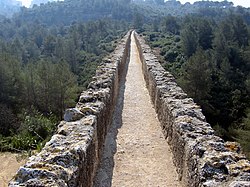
[9,31,250,187]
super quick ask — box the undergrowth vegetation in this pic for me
[0,109,56,153]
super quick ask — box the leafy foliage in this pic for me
[0,0,128,152]
[142,11,250,158]
[235,109,250,159]
[0,109,56,152]
[179,48,212,104]
[14,0,133,26]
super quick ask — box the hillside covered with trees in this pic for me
[0,0,21,17]
[0,0,129,152]
[141,6,250,158]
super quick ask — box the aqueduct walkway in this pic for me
[9,31,250,187]
[93,32,181,187]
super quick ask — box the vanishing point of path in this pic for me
[94,32,182,187]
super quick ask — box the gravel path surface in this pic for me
[0,152,26,187]
[94,32,181,187]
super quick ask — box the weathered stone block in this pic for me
[134,31,250,187]
[9,30,132,187]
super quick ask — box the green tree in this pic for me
[161,15,180,34]
[0,103,19,136]
[231,15,248,47]
[133,11,144,31]
[24,59,78,118]
[235,109,250,159]
[23,62,36,108]
[181,24,198,57]
[51,60,78,118]
[179,48,212,104]
[197,19,213,50]
[42,35,56,57]
[0,54,23,107]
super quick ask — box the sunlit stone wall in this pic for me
[9,31,132,187]
[134,31,250,187]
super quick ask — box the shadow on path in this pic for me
[93,46,130,187]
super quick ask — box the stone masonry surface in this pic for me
[93,31,181,187]
[134,32,250,187]
[9,31,132,187]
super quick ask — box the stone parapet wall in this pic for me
[9,30,250,187]
[134,32,250,187]
[9,30,132,187]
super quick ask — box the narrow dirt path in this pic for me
[94,32,181,187]
[0,152,26,187]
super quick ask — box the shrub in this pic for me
[0,103,19,136]
[0,109,56,152]
[164,50,178,62]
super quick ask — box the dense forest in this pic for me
[0,0,21,17]
[141,7,250,158]
[0,0,128,152]
[0,0,250,158]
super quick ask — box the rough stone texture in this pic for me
[134,32,250,187]
[9,30,132,187]
[93,31,181,187]
[64,108,84,122]
[9,30,250,187]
